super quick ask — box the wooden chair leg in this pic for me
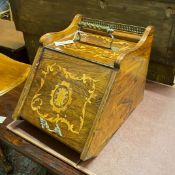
[0,145,13,173]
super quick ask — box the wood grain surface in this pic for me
[1,79,175,175]
[0,85,87,175]
[9,0,175,85]
[9,0,175,65]
[0,53,30,96]
[13,15,154,160]
[20,49,112,153]
[81,26,154,160]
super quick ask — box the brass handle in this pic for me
[78,17,145,35]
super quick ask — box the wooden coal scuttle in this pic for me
[13,14,154,160]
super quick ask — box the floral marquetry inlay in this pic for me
[31,63,97,136]
[50,81,72,113]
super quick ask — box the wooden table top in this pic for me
[0,19,25,49]
[0,81,175,175]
